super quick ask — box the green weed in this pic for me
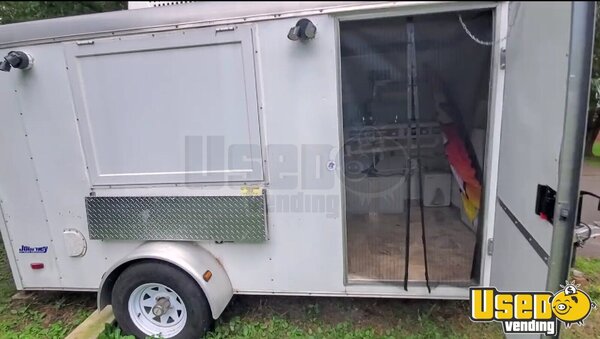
[98,323,135,339]
[576,257,600,281]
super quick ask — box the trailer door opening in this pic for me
[340,10,493,288]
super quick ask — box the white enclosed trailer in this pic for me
[0,1,594,338]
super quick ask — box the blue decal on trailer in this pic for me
[19,245,48,254]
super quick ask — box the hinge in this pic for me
[487,238,494,255]
[499,48,506,70]
[215,26,236,33]
[76,40,95,46]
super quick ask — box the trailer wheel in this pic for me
[112,261,212,338]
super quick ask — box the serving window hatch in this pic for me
[65,25,263,186]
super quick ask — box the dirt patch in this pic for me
[6,291,96,332]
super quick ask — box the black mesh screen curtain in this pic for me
[341,10,493,286]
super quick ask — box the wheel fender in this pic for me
[98,241,232,319]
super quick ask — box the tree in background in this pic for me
[0,1,126,25]
[586,2,600,156]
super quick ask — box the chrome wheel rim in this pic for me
[128,283,187,338]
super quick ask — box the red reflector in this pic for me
[540,212,547,221]
[30,263,44,270]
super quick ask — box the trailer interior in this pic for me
[341,10,493,288]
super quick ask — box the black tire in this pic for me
[112,261,213,339]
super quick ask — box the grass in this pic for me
[99,323,135,339]
[101,297,502,339]
[0,241,95,339]
[203,298,502,339]
[0,237,598,338]
[562,257,600,339]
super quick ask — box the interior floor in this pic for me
[347,206,476,285]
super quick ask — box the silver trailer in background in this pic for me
[0,1,594,338]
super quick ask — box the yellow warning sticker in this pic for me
[241,186,263,196]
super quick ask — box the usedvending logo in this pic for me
[18,245,48,254]
[470,282,596,335]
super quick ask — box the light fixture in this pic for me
[287,18,317,41]
[0,51,34,72]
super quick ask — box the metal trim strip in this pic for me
[498,198,549,265]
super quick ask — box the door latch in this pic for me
[500,48,506,70]
[535,184,556,223]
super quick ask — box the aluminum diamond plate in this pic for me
[86,195,267,241]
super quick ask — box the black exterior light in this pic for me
[287,18,317,41]
[0,60,11,72]
[0,51,34,72]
